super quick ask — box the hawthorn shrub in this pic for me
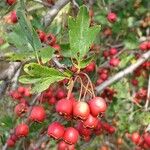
[0,0,150,150]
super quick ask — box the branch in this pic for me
[96,51,150,92]
[42,0,70,27]
[33,0,52,8]
[0,62,21,80]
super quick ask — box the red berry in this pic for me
[73,101,90,120]
[109,58,120,67]
[7,138,15,147]
[147,41,150,49]
[6,0,16,5]
[37,30,46,42]
[99,73,108,80]
[131,132,141,144]
[14,103,28,117]
[17,86,25,94]
[10,11,18,23]
[103,50,109,59]
[63,127,79,145]
[29,106,46,122]
[84,62,95,72]
[83,114,99,129]
[52,44,61,51]
[88,97,107,117]
[10,134,18,142]
[144,133,150,146]
[24,88,31,97]
[10,91,22,100]
[57,141,68,150]
[45,33,56,46]
[15,123,29,137]
[93,120,102,135]
[76,122,91,138]
[139,42,148,51]
[131,79,138,86]
[48,96,56,105]
[47,122,65,140]
[107,12,117,23]
[56,89,66,100]
[109,48,118,56]
[96,78,104,85]
[56,98,73,117]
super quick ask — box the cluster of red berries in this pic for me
[45,96,110,148]
[139,41,150,51]
[128,132,150,149]
[38,87,66,104]
[6,123,29,147]
[103,48,120,67]
[133,88,147,104]
[37,30,61,51]
[107,12,117,23]
[97,68,109,85]
[10,86,31,116]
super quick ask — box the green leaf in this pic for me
[80,55,95,68]
[19,63,68,93]
[38,47,54,64]
[60,43,71,57]
[17,3,42,50]
[68,6,100,61]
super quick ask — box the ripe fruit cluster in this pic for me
[97,68,109,85]
[128,132,150,149]
[6,123,29,147]
[46,96,112,147]
[103,48,120,67]
[37,30,61,51]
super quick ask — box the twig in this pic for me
[52,57,66,69]
[145,74,150,111]
[0,62,21,80]
[96,51,150,92]
[42,0,70,27]
[10,65,22,91]
[33,0,53,7]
